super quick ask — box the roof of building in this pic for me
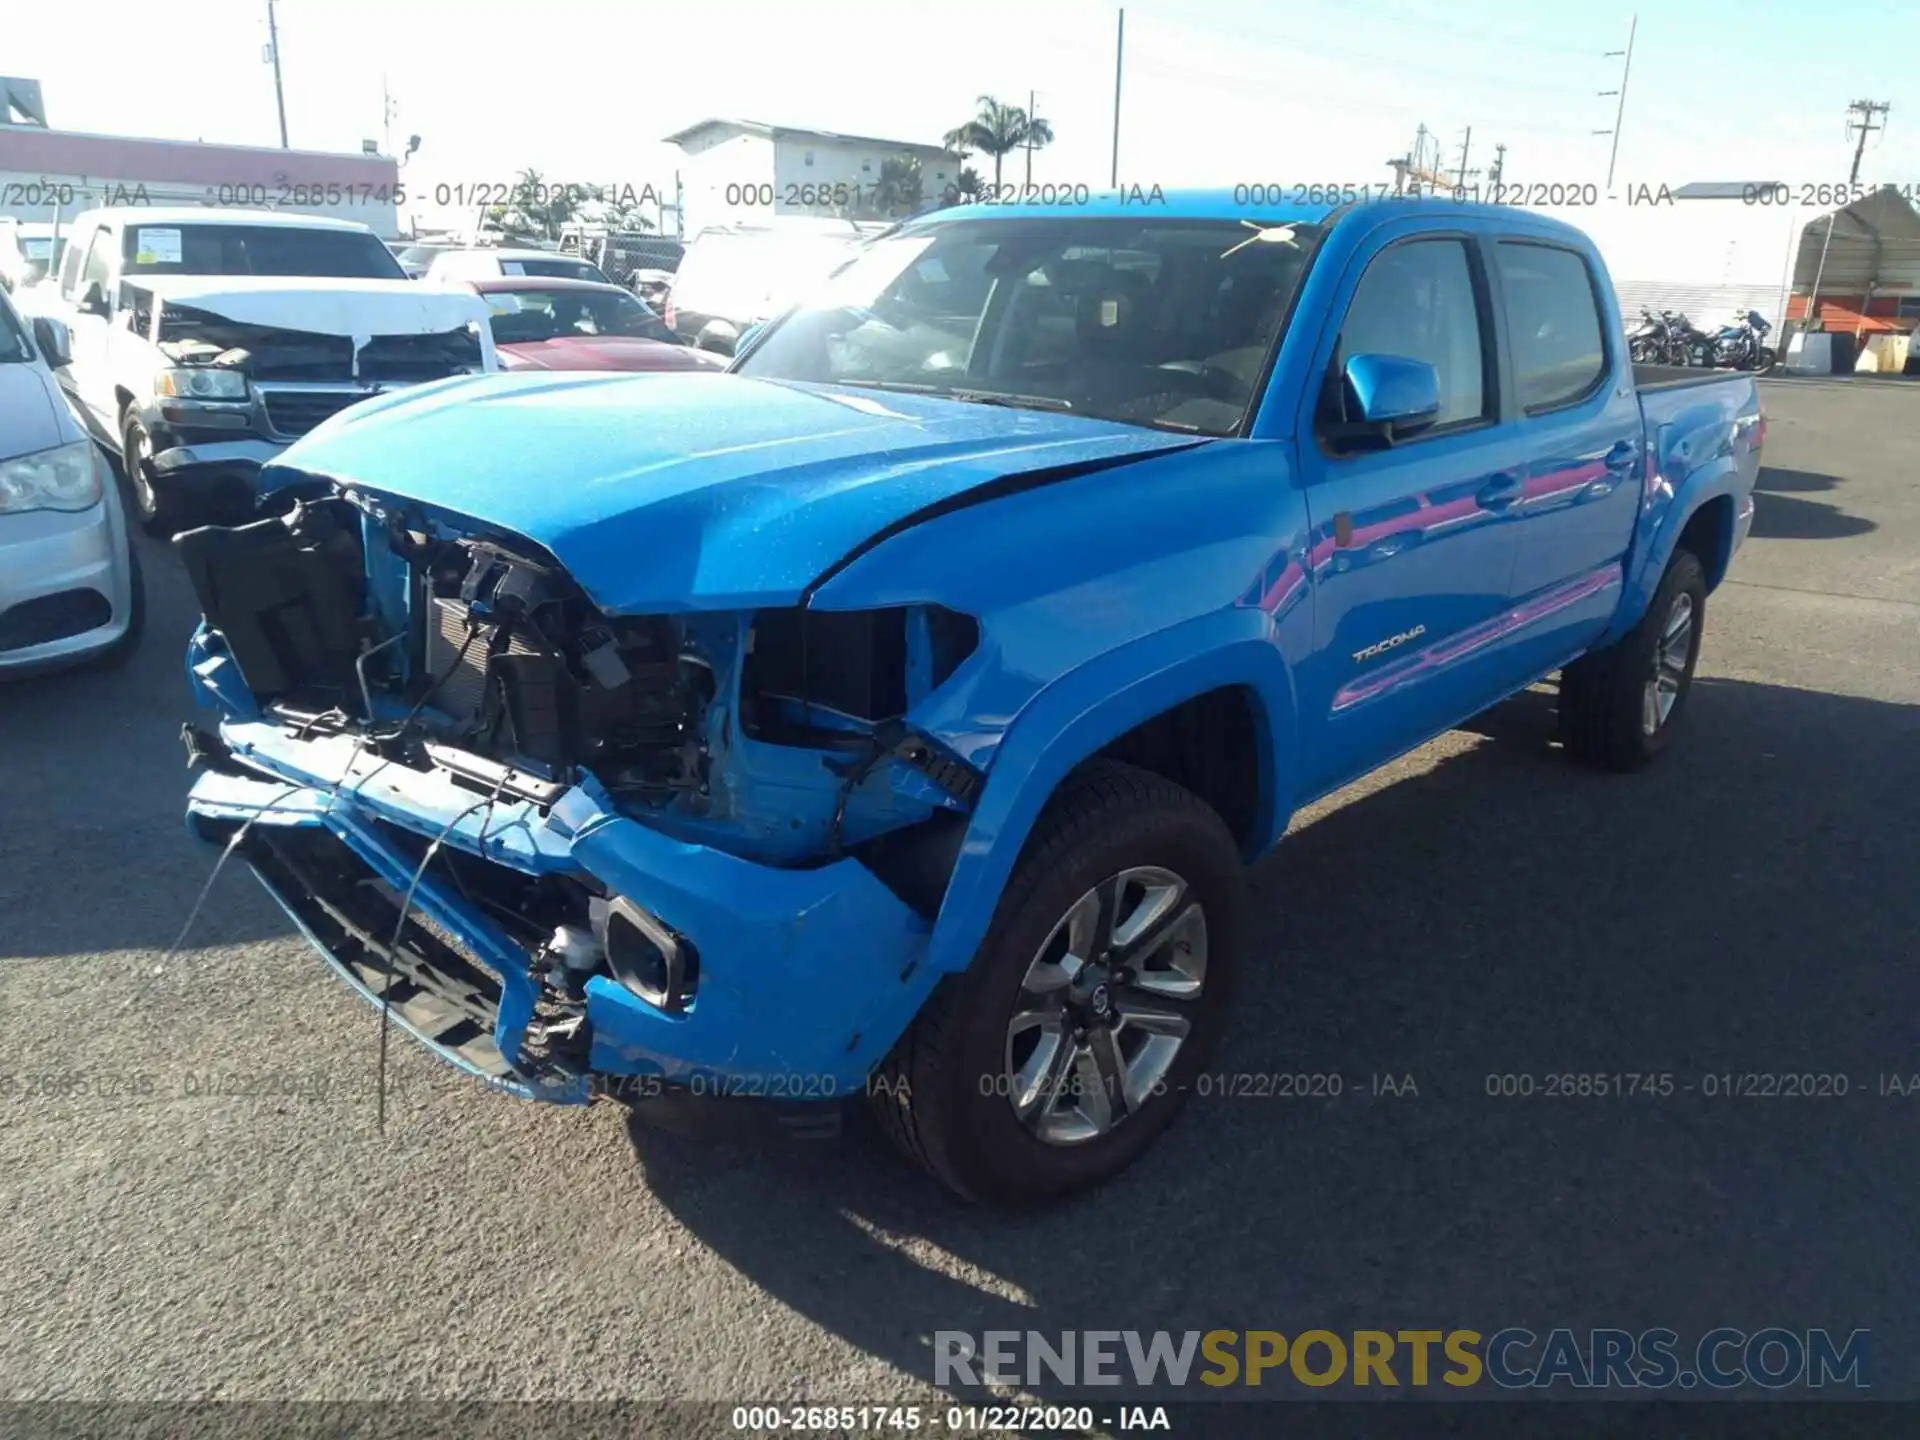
[0,125,398,188]
[662,118,958,160]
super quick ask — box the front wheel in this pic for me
[1558,549,1707,772]
[1754,346,1777,372]
[119,412,182,537]
[870,760,1246,1206]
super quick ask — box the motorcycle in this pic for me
[1628,308,1703,366]
[1705,309,1776,372]
[1627,307,1669,364]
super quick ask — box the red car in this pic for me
[462,277,727,373]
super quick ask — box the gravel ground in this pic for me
[1,376,1916,1413]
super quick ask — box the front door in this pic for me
[1292,222,1538,799]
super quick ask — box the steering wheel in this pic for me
[1154,360,1245,401]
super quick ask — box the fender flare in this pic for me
[922,608,1298,974]
[1605,473,1743,648]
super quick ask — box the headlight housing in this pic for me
[0,438,104,514]
[156,367,249,400]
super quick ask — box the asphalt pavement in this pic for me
[2,377,1916,1411]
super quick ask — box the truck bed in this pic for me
[1632,364,1750,393]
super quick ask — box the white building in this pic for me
[663,119,960,236]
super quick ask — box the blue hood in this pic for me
[263,371,1197,614]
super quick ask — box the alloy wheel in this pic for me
[1642,591,1694,735]
[1002,866,1207,1146]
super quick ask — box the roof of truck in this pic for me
[923,188,1599,246]
[64,207,377,233]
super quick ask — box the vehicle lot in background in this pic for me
[0,219,66,293]
[14,207,492,532]
[667,218,884,353]
[390,241,456,279]
[0,290,141,676]
[462,276,727,372]
[1,376,1913,1396]
[424,247,613,284]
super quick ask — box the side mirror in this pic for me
[79,282,111,318]
[1341,353,1441,433]
[31,316,72,369]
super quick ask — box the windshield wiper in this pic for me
[832,379,1073,412]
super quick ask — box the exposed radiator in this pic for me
[424,598,539,722]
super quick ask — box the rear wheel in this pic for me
[870,761,1246,1206]
[1559,549,1707,772]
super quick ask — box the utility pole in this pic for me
[1845,99,1889,184]
[1024,89,1043,186]
[1110,9,1125,188]
[1488,143,1506,188]
[1454,126,1474,188]
[1595,15,1636,192]
[265,0,289,148]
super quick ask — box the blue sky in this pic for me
[9,0,1918,231]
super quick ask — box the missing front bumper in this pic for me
[185,748,939,1106]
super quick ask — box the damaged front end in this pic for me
[179,487,982,1102]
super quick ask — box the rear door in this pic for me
[1292,218,1538,798]
[1488,239,1642,672]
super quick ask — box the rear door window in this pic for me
[1495,242,1608,412]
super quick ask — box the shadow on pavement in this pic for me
[1749,491,1876,542]
[1754,467,1841,494]
[623,677,1920,1400]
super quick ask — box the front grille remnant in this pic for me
[261,390,364,438]
[244,826,515,1079]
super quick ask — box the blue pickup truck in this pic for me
[177,192,1762,1205]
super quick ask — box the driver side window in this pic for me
[1332,238,1489,431]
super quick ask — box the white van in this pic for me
[666,218,888,355]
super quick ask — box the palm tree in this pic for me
[944,96,1049,190]
[870,155,924,217]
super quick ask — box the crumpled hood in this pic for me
[261,371,1200,613]
[138,275,491,341]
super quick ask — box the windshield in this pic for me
[121,223,407,279]
[734,216,1323,436]
[502,258,609,282]
[483,288,675,344]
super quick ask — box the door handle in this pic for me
[1476,472,1523,509]
[1602,440,1638,473]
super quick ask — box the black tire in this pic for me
[1755,346,1777,373]
[1558,549,1707,772]
[75,540,146,673]
[870,760,1247,1207]
[119,411,183,537]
